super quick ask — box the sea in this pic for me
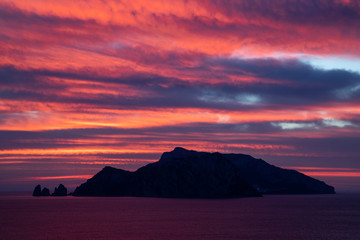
[0,193,359,240]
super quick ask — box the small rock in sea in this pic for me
[32,184,42,196]
[41,187,50,196]
[33,185,51,196]
[52,184,67,196]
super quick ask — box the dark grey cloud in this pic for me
[203,57,360,105]
[1,56,360,111]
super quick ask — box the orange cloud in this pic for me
[2,0,359,74]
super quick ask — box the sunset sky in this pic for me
[1,0,360,192]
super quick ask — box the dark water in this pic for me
[0,194,359,240]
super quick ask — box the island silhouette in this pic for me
[71,147,335,198]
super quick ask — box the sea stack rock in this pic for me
[41,187,50,196]
[33,185,51,196]
[33,184,42,196]
[52,184,67,196]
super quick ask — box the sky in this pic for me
[1,0,360,192]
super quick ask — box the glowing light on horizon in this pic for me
[299,172,360,177]
[29,175,93,180]
[0,148,159,156]
[285,166,360,178]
